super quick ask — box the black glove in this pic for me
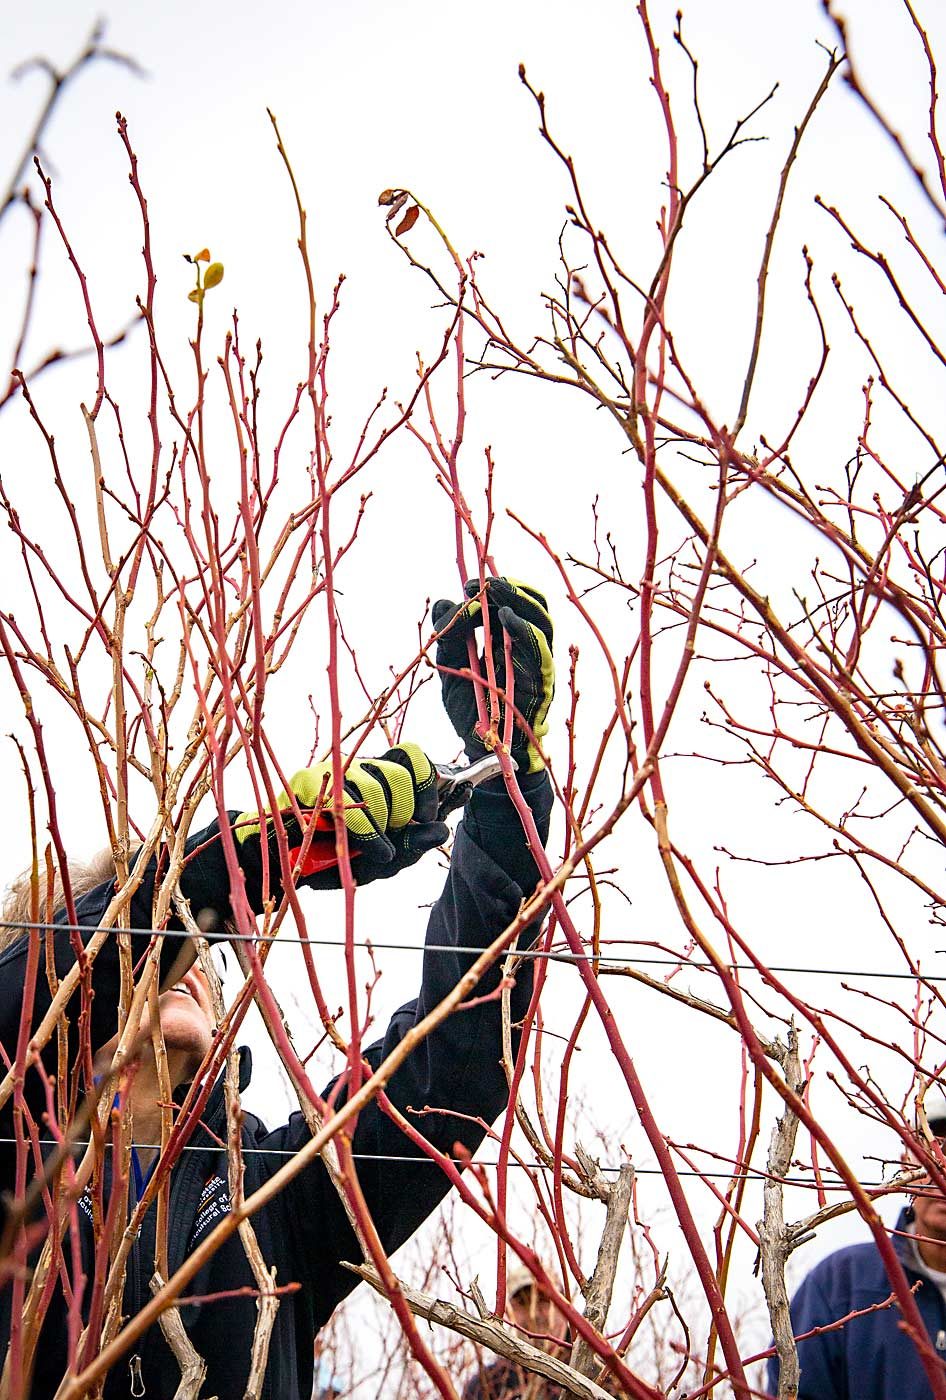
[431,577,554,774]
[235,742,449,894]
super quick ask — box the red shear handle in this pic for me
[287,809,363,877]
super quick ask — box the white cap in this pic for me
[917,1084,946,1134]
[505,1261,538,1300]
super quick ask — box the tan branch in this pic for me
[347,1262,619,1400]
[756,1025,804,1400]
[570,1163,634,1379]
[150,1272,211,1400]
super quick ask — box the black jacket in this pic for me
[462,1354,565,1399]
[0,774,553,1399]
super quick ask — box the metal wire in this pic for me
[1,919,940,981]
[0,1136,902,1187]
[0,923,928,1195]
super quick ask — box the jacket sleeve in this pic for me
[0,816,238,1162]
[267,771,554,1327]
[767,1266,846,1400]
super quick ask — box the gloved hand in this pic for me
[431,577,554,774]
[235,742,448,892]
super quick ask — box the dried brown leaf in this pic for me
[395,204,420,236]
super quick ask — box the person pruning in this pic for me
[0,577,554,1400]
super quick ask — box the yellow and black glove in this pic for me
[431,577,554,774]
[235,742,448,894]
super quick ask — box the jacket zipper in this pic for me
[127,1217,145,1393]
[126,1147,147,1396]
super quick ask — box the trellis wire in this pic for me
[0,1136,908,1187]
[1,919,940,981]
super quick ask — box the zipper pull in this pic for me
[937,1330,946,1353]
[129,1352,146,1396]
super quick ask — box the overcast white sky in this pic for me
[2,0,945,1374]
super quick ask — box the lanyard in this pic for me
[130,1145,150,1204]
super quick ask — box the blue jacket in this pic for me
[0,774,553,1399]
[767,1208,946,1399]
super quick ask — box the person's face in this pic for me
[147,966,215,1076]
[94,965,216,1096]
[913,1186,946,1242]
[910,1131,946,1243]
[508,1287,566,1353]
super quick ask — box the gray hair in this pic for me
[1,847,122,954]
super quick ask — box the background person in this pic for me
[462,1261,571,1400]
[767,1096,946,1399]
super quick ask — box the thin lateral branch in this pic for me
[786,1165,925,1246]
[734,46,841,437]
[653,462,946,845]
[673,13,709,171]
[824,0,946,222]
[2,26,143,219]
[598,959,780,1048]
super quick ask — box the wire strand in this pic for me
[1,919,939,981]
[0,1136,903,1187]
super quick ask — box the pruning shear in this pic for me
[288,753,516,876]
[432,752,515,816]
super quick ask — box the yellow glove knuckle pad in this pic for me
[397,741,432,782]
[285,766,332,810]
[503,576,553,630]
[235,813,260,844]
[533,628,555,741]
[235,744,436,844]
[344,762,389,834]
